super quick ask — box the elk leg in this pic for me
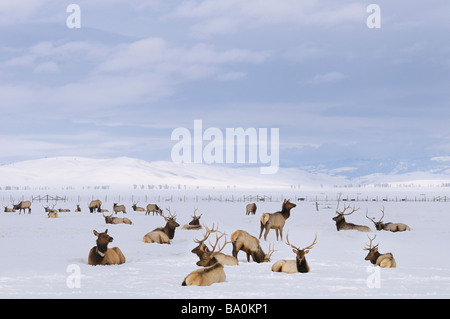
[259,224,265,240]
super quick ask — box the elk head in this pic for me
[192,224,217,256]
[93,229,113,253]
[364,234,380,261]
[286,233,318,267]
[102,211,114,223]
[189,208,202,225]
[333,203,360,223]
[196,227,231,267]
[366,206,386,231]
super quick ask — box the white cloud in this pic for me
[34,61,59,73]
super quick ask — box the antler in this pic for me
[208,231,231,254]
[265,243,277,261]
[337,203,360,216]
[364,234,379,250]
[285,232,301,251]
[379,206,385,223]
[302,233,318,251]
[365,209,377,225]
[164,207,177,220]
[193,223,218,244]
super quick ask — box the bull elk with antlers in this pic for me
[259,199,296,241]
[231,230,275,263]
[271,233,318,273]
[88,229,126,266]
[182,208,203,230]
[364,235,396,268]
[103,211,133,225]
[332,204,372,232]
[43,204,58,218]
[143,208,180,244]
[192,224,238,266]
[132,201,146,212]
[366,206,411,232]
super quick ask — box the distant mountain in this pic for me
[1,156,450,191]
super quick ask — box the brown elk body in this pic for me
[89,200,102,213]
[103,211,133,225]
[146,204,162,215]
[113,203,127,214]
[75,204,82,212]
[366,207,411,232]
[259,199,296,241]
[88,229,126,266]
[246,203,257,215]
[182,263,226,286]
[231,230,275,263]
[143,209,180,244]
[44,204,58,218]
[271,233,317,273]
[182,208,203,230]
[58,208,71,212]
[364,235,396,268]
[132,202,146,212]
[332,204,372,232]
[13,201,32,214]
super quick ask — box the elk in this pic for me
[231,230,275,263]
[103,211,133,225]
[366,206,411,232]
[332,204,372,232]
[89,200,102,213]
[259,199,296,241]
[142,208,180,244]
[364,235,396,268]
[3,205,15,212]
[88,229,126,266]
[146,203,162,215]
[13,200,32,214]
[193,226,238,267]
[182,208,203,230]
[271,233,317,273]
[246,203,257,215]
[58,208,71,212]
[44,204,58,218]
[113,203,127,214]
[75,204,82,212]
[132,201,146,212]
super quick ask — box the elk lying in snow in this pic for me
[259,199,296,241]
[271,233,317,273]
[181,262,226,287]
[13,200,32,214]
[3,205,16,212]
[103,211,133,225]
[143,208,180,244]
[192,225,238,267]
[75,204,82,212]
[366,206,411,232]
[58,208,71,212]
[88,229,126,266]
[146,203,162,216]
[364,235,396,268]
[113,203,127,214]
[246,203,257,215]
[89,200,102,213]
[182,208,203,230]
[132,201,146,212]
[44,204,58,218]
[332,204,371,232]
[231,230,275,263]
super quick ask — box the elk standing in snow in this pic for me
[143,208,180,244]
[271,233,317,273]
[246,203,257,215]
[113,203,127,214]
[182,208,203,230]
[366,206,411,232]
[332,203,372,232]
[146,203,162,216]
[13,200,32,214]
[259,199,296,241]
[231,229,275,263]
[89,200,102,213]
[364,235,396,268]
[103,211,133,225]
[88,229,126,266]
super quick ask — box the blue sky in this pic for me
[1,1,450,174]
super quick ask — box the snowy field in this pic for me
[1,189,450,299]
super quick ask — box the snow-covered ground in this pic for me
[1,188,450,299]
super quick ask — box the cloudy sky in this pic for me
[1,1,449,173]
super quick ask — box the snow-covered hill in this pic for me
[1,156,450,191]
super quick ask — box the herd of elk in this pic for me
[143,208,180,244]
[366,206,411,232]
[364,235,396,268]
[259,199,296,241]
